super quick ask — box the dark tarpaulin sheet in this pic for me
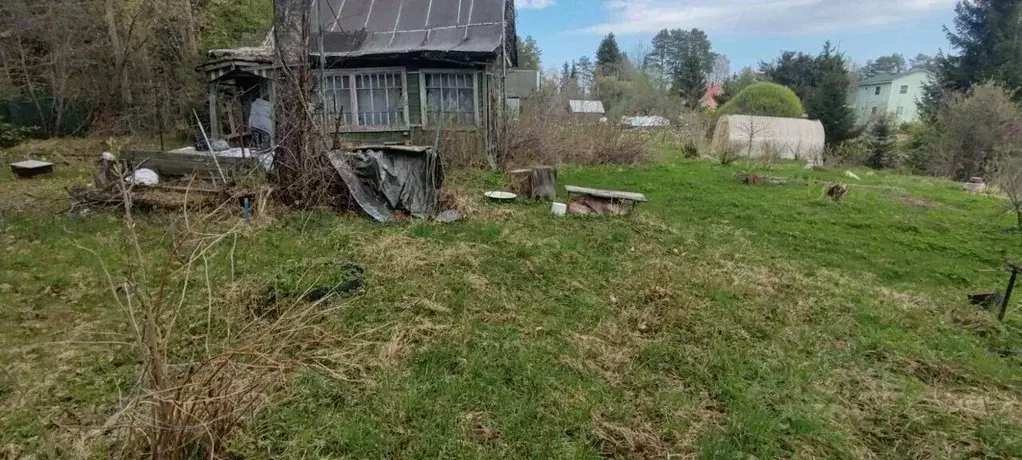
[312,0,507,57]
[327,146,444,222]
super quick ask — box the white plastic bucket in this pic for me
[551,202,567,216]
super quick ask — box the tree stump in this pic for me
[505,169,532,197]
[529,166,557,201]
[504,166,557,201]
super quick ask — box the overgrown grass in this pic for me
[1,153,1021,458]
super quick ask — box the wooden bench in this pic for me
[565,185,647,215]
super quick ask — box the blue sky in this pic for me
[515,0,958,75]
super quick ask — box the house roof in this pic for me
[621,116,670,128]
[311,0,511,58]
[859,70,932,86]
[569,100,605,114]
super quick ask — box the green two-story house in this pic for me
[851,70,933,125]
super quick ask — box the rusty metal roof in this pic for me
[311,0,511,58]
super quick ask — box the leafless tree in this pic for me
[933,84,1022,180]
[710,54,731,84]
[735,116,770,160]
[996,156,1022,230]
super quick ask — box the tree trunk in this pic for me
[272,0,320,206]
[505,169,532,197]
[181,0,197,56]
[105,0,130,107]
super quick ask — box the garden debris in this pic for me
[565,185,647,216]
[126,168,159,186]
[738,174,789,185]
[92,152,119,189]
[68,183,226,211]
[10,160,54,179]
[824,183,848,202]
[970,292,1004,309]
[327,145,444,223]
[265,259,365,304]
[964,176,986,193]
[845,170,862,181]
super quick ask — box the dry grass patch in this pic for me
[568,326,649,386]
[880,287,932,310]
[353,234,486,279]
[590,412,670,460]
[438,185,483,217]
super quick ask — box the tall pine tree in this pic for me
[516,35,542,70]
[807,42,857,146]
[866,115,898,169]
[595,33,624,77]
[807,71,856,146]
[674,54,708,108]
[922,0,1022,117]
[645,29,672,86]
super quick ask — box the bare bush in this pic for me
[717,146,741,166]
[995,156,1022,230]
[756,141,783,169]
[670,110,711,157]
[825,140,870,167]
[74,183,358,459]
[930,84,1022,180]
[499,91,650,168]
[735,116,771,159]
[681,140,700,158]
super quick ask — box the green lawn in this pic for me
[1,150,1021,459]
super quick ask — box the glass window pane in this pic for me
[423,73,475,126]
[345,71,406,126]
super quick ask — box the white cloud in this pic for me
[580,0,956,35]
[518,0,556,9]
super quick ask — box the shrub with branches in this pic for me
[75,180,362,459]
[717,146,741,166]
[499,91,651,168]
[0,120,36,148]
[995,156,1022,230]
[925,84,1022,180]
[825,140,870,167]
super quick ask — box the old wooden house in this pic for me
[199,0,521,157]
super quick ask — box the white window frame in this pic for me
[320,67,409,132]
[419,69,481,129]
[899,85,909,94]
